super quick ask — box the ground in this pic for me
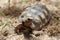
[0,0,60,40]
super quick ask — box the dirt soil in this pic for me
[0,0,60,40]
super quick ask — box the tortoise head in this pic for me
[22,18,33,27]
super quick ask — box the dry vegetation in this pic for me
[0,0,60,40]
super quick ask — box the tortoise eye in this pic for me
[28,18,32,21]
[21,16,24,18]
[28,18,31,20]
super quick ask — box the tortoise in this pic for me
[15,3,51,35]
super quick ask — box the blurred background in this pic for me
[0,0,60,40]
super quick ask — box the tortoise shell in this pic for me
[19,3,51,30]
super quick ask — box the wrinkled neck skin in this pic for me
[21,21,33,34]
